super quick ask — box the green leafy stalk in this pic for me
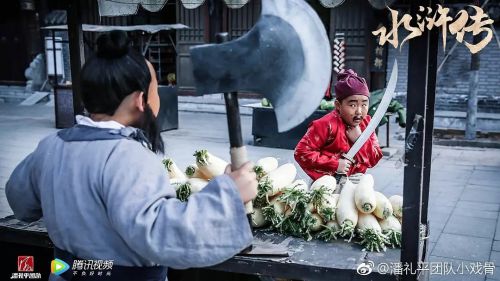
[279,188,309,213]
[357,229,389,252]
[383,230,402,248]
[300,212,317,241]
[193,150,209,166]
[176,183,192,202]
[254,165,265,181]
[257,178,273,202]
[278,217,302,236]
[185,165,196,177]
[262,205,283,227]
[309,186,330,210]
[339,220,356,242]
[316,225,340,242]
[162,158,173,172]
[318,207,335,222]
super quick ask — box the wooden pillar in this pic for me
[465,34,482,140]
[420,19,439,266]
[208,0,224,42]
[66,0,85,116]
[19,0,42,60]
[400,0,439,280]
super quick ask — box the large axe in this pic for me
[189,0,331,232]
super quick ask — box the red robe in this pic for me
[294,110,383,181]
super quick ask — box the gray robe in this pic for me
[6,125,253,270]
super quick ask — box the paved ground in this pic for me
[0,103,499,280]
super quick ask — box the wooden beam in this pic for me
[67,0,85,116]
[421,19,439,266]
[400,0,439,280]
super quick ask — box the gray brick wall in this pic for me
[387,26,500,113]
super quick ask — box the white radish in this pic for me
[187,178,209,193]
[269,196,287,215]
[311,175,337,193]
[259,163,297,197]
[327,220,341,231]
[262,196,287,226]
[309,178,335,213]
[323,194,340,209]
[389,195,403,218]
[277,186,309,224]
[310,213,323,232]
[170,178,187,190]
[335,180,358,241]
[318,194,339,221]
[284,179,309,192]
[373,192,393,220]
[356,212,388,252]
[251,207,267,228]
[379,215,402,248]
[354,174,377,214]
[194,150,228,179]
[162,158,187,180]
[176,178,209,202]
[254,157,279,180]
[185,163,209,180]
[307,201,316,213]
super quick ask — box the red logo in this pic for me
[17,256,34,272]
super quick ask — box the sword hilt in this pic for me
[334,153,355,192]
[341,153,355,164]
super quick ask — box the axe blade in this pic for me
[190,0,331,132]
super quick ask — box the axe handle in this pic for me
[224,93,254,215]
[230,146,254,215]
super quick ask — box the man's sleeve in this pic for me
[294,119,339,178]
[101,142,253,269]
[6,151,42,222]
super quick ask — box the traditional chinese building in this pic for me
[2,0,499,118]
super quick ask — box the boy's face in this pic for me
[335,94,369,127]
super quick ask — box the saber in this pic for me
[336,60,398,182]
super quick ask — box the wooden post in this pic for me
[421,23,439,265]
[401,0,439,280]
[465,34,482,140]
[66,0,85,116]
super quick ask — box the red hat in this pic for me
[334,69,370,101]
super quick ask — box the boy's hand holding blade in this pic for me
[335,61,398,185]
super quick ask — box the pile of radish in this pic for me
[250,157,404,252]
[162,149,227,202]
[161,152,404,252]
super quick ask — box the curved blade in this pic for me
[345,60,398,160]
[189,0,331,133]
[263,0,331,132]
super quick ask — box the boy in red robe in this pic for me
[294,69,383,181]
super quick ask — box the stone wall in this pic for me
[387,25,500,113]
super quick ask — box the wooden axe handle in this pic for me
[230,146,253,214]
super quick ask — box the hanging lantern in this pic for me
[224,0,250,9]
[318,0,345,8]
[98,0,168,16]
[180,0,205,9]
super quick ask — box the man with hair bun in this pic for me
[6,31,258,281]
[294,69,383,183]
